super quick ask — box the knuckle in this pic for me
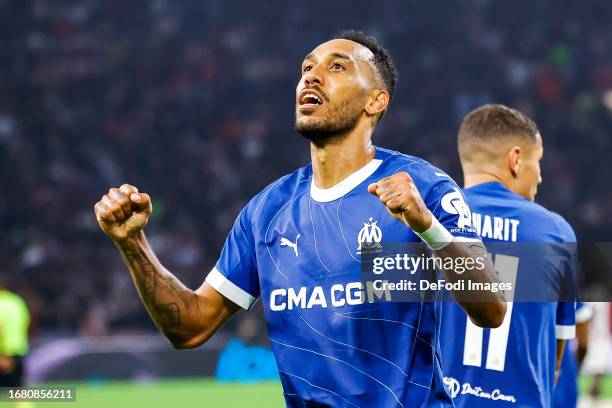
[109,191,124,201]
[113,193,129,205]
[120,183,137,193]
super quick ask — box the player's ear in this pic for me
[365,90,389,117]
[507,146,521,178]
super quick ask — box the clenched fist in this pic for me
[367,172,433,233]
[94,184,152,242]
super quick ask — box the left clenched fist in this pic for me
[367,172,433,233]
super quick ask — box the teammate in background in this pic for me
[440,104,577,407]
[553,302,593,408]
[0,275,30,388]
[95,31,505,407]
[581,302,612,407]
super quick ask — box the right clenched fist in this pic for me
[94,184,152,242]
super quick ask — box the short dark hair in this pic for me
[458,104,539,164]
[335,30,398,102]
[459,104,538,144]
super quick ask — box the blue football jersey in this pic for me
[206,147,480,407]
[440,182,577,408]
[553,303,593,408]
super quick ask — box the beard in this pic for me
[295,98,365,143]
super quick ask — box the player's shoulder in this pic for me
[465,183,576,243]
[522,201,576,242]
[244,164,311,219]
[545,209,576,242]
[375,147,459,190]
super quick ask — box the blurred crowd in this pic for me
[0,0,610,337]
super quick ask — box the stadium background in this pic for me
[0,0,611,406]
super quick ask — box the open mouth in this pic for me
[298,89,325,108]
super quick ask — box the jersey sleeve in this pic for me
[205,205,260,310]
[553,213,578,339]
[556,302,576,339]
[425,178,481,241]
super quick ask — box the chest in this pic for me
[253,193,418,293]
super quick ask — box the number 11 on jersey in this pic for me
[463,254,519,372]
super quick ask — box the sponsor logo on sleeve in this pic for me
[441,189,476,234]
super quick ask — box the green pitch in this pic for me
[7,376,612,408]
[29,379,285,408]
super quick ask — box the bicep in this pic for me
[179,282,241,349]
[182,203,259,348]
[196,281,242,320]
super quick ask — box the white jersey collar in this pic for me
[310,158,383,202]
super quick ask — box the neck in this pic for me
[463,171,508,189]
[310,122,375,189]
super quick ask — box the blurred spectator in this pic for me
[0,0,610,337]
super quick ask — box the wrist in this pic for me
[115,230,146,248]
[414,216,453,250]
[404,209,433,233]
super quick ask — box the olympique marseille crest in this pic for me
[357,217,383,255]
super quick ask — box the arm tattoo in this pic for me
[157,303,181,327]
[120,239,193,330]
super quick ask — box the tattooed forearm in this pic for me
[117,235,195,334]
[158,273,194,308]
[157,303,181,327]
[121,243,157,304]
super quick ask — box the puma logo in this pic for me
[280,234,300,257]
